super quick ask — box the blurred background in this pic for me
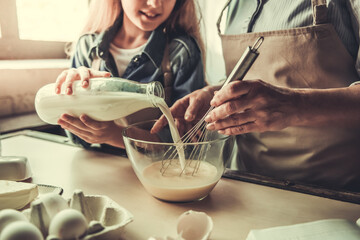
[0,0,227,133]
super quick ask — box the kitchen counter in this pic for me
[2,131,360,240]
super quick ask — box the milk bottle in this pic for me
[34,78,165,125]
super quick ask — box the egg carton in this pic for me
[0,156,32,181]
[22,189,133,240]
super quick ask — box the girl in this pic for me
[55,0,205,149]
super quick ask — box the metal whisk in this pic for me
[160,37,264,176]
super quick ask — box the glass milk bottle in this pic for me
[34,77,165,125]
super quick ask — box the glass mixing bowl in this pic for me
[122,120,234,202]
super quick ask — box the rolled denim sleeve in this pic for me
[169,36,206,104]
[70,35,95,69]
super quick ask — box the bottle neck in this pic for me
[146,81,165,107]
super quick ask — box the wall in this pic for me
[0,59,68,132]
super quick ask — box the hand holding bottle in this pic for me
[58,113,126,148]
[54,66,111,95]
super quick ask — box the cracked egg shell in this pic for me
[176,210,213,240]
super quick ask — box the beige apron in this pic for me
[218,0,360,190]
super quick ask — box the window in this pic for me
[0,0,89,60]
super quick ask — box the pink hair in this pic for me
[81,0,122,34]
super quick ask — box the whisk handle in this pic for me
[221,36,264,89]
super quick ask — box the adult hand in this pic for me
[151,86,219,136]
[58,114,125,148]
[205,79,298,135]
[55,66,111,94]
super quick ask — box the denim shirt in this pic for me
[71,15,205,104]
[68,15,205,149]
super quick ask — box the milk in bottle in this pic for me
[35,78,165,125]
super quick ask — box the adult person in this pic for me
[152,0,360,191]
[54,0,205,149]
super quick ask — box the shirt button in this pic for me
[99,51,104,57]
[133,57,139,63]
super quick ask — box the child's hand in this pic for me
[58,114,125,148]
[55,66,111,95]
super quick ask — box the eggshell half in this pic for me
[176,210,213,240]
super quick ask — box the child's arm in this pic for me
[168,35,206,105]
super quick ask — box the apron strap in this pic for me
[161,42,173,106]
[216,0,232,35]
[311,0,328,25]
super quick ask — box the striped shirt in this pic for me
[225,0,360,76]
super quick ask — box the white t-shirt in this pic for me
[109,42,147,77]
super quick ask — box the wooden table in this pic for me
[2,131,360,240]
